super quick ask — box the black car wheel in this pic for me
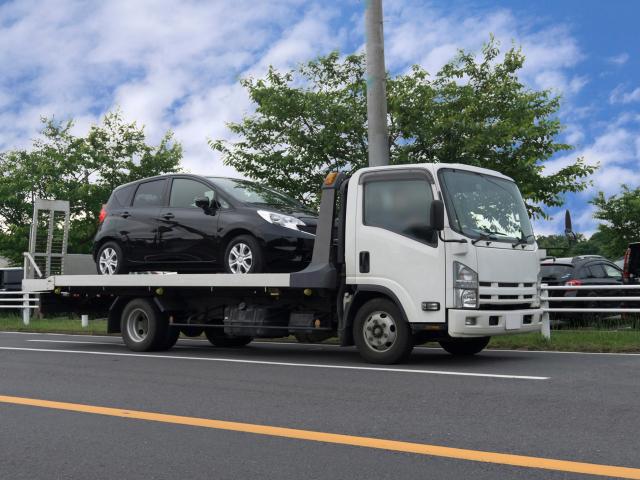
[224,235,263,274]
[96,241,129,275]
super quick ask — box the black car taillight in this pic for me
[623,247,631,281]
[98,205,107,223]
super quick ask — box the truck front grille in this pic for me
[478,281,537,309]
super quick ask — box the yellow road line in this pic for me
[1,394,638,479]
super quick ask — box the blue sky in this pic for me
[1,0,639,236]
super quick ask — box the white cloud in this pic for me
[608,52,629,65]
[610,84,640,104]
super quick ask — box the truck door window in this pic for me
[132,180,166,207]
[363,178,436,245]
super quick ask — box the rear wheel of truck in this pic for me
[121,298,172,352]
[353,298,413,364]
[439,337,490,356]
[204,329,253,347]
[180,326,205,337]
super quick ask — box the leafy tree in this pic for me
[536,232,613,259]
[591,185,640,259]
[0,111,182,264]
[211,38,595,215]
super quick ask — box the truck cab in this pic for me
[344,164,542,349]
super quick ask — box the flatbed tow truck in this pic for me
[23,164,543,364]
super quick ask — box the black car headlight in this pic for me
[453,261,479,309]
[257,210,306,232]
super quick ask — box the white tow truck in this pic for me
[23,163,542,364]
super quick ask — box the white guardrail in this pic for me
[0,291,39,326]
[540,283,640,339]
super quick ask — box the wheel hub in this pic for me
[363,311,397,352]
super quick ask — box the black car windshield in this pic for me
[209,177,304,209]
[439,169,534,244]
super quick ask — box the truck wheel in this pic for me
[96,241,129,275]
[204,329,253,347]
[224,235,263,274]
[121,298,171,352]
[353,298,413,364]
[180,326,204,337]
[439,337,490,356]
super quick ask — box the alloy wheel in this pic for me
[228,242,253,274]
[99,247,118,275]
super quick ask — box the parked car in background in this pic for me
[623,242,640,284]
[0,267,23,291]
[540,255,623,324]
[93,175,317,275]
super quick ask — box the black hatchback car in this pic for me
[540,255,623,320]
[93,175,317,274]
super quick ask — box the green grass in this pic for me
[489,330,640,353]
[0,315,108,335]
[2,314,640,353]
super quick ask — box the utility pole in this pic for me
[365,0,390,167]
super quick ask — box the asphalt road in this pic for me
[1,332,639,479]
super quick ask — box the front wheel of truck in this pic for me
[353,298,413,364]
[439,337,490,356]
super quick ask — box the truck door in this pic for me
[354,170,446,323]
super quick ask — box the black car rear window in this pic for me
[109,185,134,207]
[540,264,573,281]
[132,180,166,207]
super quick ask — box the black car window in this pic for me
[588,264,607,279]
[112,185,134,207]
[132,180,166,207]
[604,264,622,280]
[170,179,215,208]
[540,264,573,281]
[363,178,435,244]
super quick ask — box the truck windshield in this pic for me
[438,169,534,244]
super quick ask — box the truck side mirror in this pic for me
[564,209,577,242]
[431,200,445,231]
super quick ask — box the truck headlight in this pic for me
[453,261,478,309]
[257,210,305,232]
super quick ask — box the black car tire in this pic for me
[439,337,490,356]
[224,235,263,274]
[96,241,129,275]
[353,298,413,364]
[204,329,253,347]
[121,298,171,352]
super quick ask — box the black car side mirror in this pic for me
[430,200,445,231]
[195,197,211,210]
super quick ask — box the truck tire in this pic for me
[204,329,253,347]
[180,326,205,337]
[121,298,171,352]
[439,337,490,356]
[353,298,413,364]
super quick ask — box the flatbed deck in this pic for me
[22,273,292,292]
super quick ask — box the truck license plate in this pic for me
[505,314,521,330]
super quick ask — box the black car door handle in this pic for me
[162,213,175,220]
[121,211,130,218]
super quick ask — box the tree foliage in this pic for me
[211,38,595,215]
[591,185,640,258]
[0,111,182,264]
[536,231,615,259]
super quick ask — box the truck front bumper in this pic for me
[448,308,543,338]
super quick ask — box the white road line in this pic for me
[0,346,548,380]
[28,339,117,345]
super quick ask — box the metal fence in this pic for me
[540,284,640,338]
[0,291,39,325]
